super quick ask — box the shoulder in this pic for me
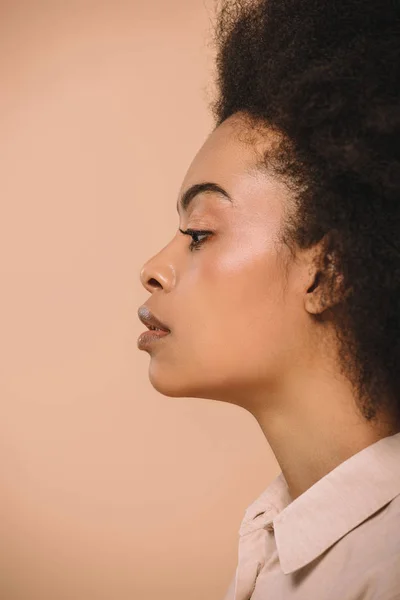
[357,552,400,600]
[341,494,400,599]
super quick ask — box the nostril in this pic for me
[148,278,162,289]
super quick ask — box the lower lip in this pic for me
[137,329,171,350]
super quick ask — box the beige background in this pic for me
[0,2,280,599]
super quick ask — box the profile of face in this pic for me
[139,113,323,411]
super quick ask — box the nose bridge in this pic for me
[140,237,178,292]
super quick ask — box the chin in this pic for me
[148,367,191,398]
[147,365,213,399]
[147,368,244,407]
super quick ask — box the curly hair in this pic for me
[208,0,400,426]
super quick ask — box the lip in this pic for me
[137,305,170,332]
[137,328,170,350]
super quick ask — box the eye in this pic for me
[179,228,213,252]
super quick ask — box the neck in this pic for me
[246,366,399,501]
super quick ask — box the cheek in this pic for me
[204,239,285,312]
[192,249,289,359]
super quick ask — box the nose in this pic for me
[139,250,176,294]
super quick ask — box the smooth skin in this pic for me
[139,113,399,501]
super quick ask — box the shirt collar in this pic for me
[238,431,400,575]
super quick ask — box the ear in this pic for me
[303,242,351,316]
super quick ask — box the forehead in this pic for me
[181,115,264,189]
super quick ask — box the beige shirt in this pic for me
[222,431,400,600]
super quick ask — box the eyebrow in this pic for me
[176,182,233,214]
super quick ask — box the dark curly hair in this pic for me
[208,0,400,426]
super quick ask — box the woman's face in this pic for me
[139,114,314,409]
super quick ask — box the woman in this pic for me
[137,1,400,598]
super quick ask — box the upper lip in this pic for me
[137,305,171,332]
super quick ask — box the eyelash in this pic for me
[179,228,213,252]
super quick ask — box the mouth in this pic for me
[137,306,171,350]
